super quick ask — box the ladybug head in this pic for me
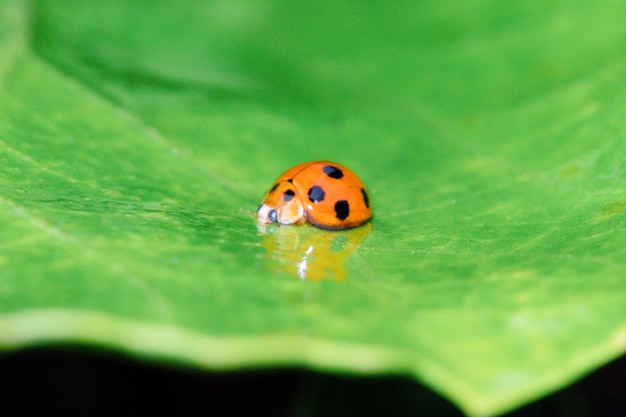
[256,181,306,225]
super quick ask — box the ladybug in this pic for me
[256,161,372,230]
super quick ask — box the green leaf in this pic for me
[2,0,626,415]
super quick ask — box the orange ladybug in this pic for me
[256,161,372,230]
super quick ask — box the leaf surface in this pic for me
[1,0,625,415]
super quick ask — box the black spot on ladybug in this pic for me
[323,165,344,179]
[308,186,325,203]
[334,200,350,220]
[269,183,279,192]
[287,178,293,184]
[283,189,295,202]
[361,188,370,208]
